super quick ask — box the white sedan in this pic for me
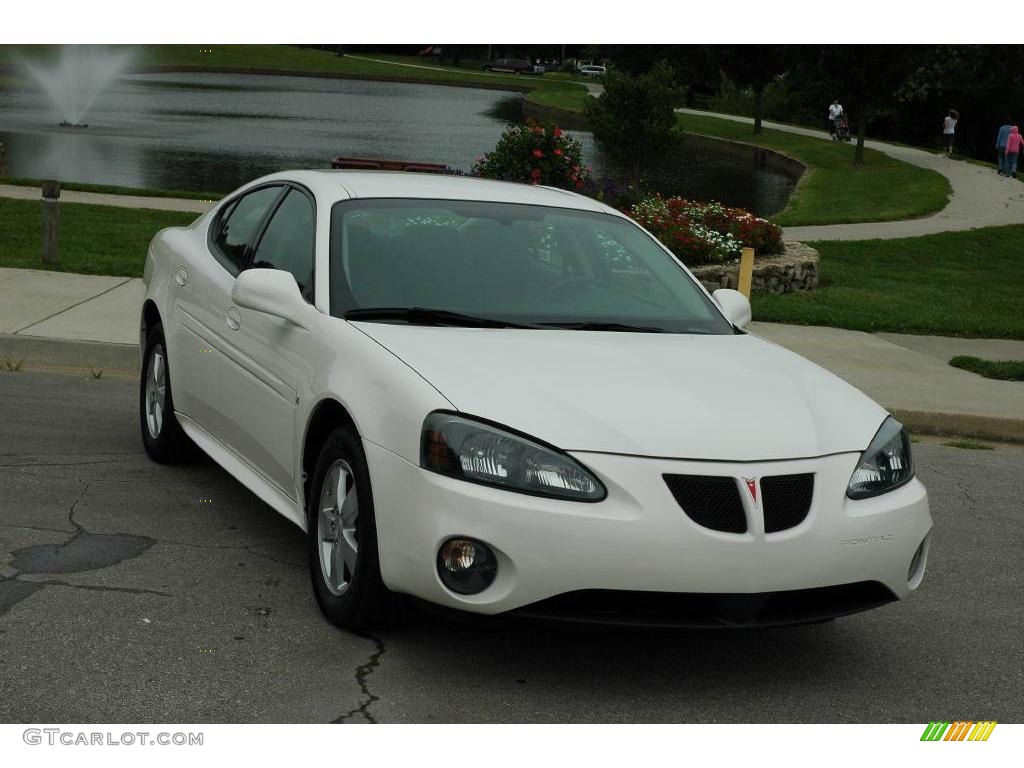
[139,171,931,629]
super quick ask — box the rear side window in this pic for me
[212,186,283,272]
[251,189,316,301]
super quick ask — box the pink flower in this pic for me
[532,149,544,158]
[553,127,563,137]
[530,168,542,179]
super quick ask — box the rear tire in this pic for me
[140,322,193,463]
[307,426,403,630]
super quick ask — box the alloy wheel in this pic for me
[317,459,359,596]
[144,344,166,439]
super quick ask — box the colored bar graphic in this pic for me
[921,721,996,741]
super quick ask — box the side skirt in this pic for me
[177,412,306,531]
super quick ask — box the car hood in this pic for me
[352,324,888,461]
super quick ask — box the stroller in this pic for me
[832,114,851,142]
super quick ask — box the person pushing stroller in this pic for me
[828,99,844,140]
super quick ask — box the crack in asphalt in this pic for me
[921,462,980,512]
[0,523,76,535]
[15,577,172,597]
[0,458,134,468]
[333,632,387,724]
[243,545,305,569]
[1,481,163,616]
[68,480,88,535]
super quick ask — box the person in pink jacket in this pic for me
[1005,126,1023,178]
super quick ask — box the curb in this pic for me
[0,334,138,372]
[889,409,1024,446]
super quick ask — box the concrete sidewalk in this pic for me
[0,184,214,214]
[675,108,1024,242]
[1,266,1022,442]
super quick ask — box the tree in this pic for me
[584,60,684,185]
[817,45,913,164]
[716,45,791,134]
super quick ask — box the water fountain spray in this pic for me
[21,45,131,128]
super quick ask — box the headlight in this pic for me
[420,412,606,502]
[846,417,914,499]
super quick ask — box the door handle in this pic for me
[225,307,241,331]
[174,266,188,286]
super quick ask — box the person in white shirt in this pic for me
[942,109,959,157]
[828,99,844,139]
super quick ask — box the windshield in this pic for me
[329,198,734,334]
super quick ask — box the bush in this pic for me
[583,60,684,185]
[472,120,591,190]
[627,195,784,265]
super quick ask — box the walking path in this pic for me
[0,184,214,214]
[0,266,1022,442]
[676,108,1024,241]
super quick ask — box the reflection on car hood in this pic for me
[352,323,887,461]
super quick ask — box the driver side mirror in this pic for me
[231,268,313,330]
[712,288,752,329]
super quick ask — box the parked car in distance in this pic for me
[139,170,931,631]
[577,64,607,77]
[484,58,543,75]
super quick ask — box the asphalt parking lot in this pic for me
[1,369,1021,723]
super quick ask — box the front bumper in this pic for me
[366,442,932,618]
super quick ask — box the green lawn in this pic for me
[949,356,1024,381]
[752,225,1024,339]
[0,197,196,277]
[676,113,952,228]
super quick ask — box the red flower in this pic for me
[553,127,563,137]
[530,168,542,179]
[532,149,544,159]
[553,148,563,157]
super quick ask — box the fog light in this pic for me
[437,537,497,595]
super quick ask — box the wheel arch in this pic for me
[140,299,162,369]
[301,398,360,508]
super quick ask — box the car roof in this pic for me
[239,170,621,216]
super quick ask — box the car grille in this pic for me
[663,474,746,533]
[761,473,815,533]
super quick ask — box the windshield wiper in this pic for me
[345,307,537,329]
[537,321,665,333]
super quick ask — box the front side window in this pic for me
[329,199,733,335]
[212,186,284,272]
[251,189,316,301]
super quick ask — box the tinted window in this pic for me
[329,199,733,335]
[251,189,315,300]
[213,186,283,271]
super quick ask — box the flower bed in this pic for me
[626,195,784,266]
[472,120,591,191]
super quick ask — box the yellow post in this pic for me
[738,247,755,298]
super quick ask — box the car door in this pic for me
[223,186,318,495]
[171,184,286,464]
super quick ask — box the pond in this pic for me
[0,72,798,215]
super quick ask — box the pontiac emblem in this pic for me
[743,477,758,504]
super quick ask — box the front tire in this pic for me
[140,322,193,463]
[307,426,403,629]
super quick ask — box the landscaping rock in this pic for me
[691,241,820,295]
